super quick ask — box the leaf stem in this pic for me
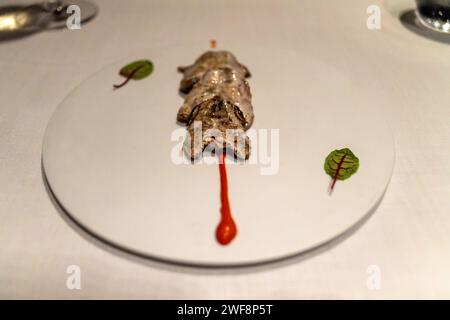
[113,65,144,90]
[330,154,347,194]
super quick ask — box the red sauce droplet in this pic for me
[210,40,217,49]
[216,152,237,245]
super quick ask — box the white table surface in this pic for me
[1,0,450,299]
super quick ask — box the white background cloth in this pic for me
[1,0,450,299]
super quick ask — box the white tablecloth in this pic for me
[1,0,450,299]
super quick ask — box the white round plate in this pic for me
[43,44,395,266]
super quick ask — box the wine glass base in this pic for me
[415,10,450,33]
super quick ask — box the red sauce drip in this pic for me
[216,152,237,245]
[210,40,217,49]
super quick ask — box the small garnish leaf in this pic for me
[113,59,154,90]
[324,148,359,192]
[119,60,154,80]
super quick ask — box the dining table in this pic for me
[1,0,450,299]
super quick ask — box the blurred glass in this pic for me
[0,0,98,40]
[416,0,450,33]
[0,4,50,39]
